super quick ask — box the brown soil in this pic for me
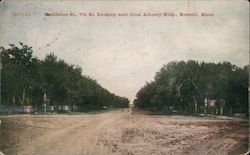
[0,109,248,155]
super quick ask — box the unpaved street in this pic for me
[0,109,248,155]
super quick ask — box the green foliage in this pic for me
[134,60,248,115]
[1,43,129,110]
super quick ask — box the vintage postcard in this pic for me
[0,0,249,155]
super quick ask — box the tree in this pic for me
[1,43,130,110]
[134,60,248,115]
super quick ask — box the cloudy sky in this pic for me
[0,0,249,102]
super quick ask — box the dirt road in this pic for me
[0,109,248,155]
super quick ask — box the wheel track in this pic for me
[16,109,130,155]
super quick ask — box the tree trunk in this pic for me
[18,89,26,106]
[229,107,232,115]
[193,96,197,115]
[12,92,16,105]
[220,105,223,115]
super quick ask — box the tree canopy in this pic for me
[1,43,129,110]
[134,60,248,115]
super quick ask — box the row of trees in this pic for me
[1,43,129,110]
[134,60,248,115]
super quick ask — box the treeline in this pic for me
[0,43,129,110]
[134,60,248,115]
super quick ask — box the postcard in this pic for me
[0,0,249,155]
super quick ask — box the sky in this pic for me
[0,0,249,102]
